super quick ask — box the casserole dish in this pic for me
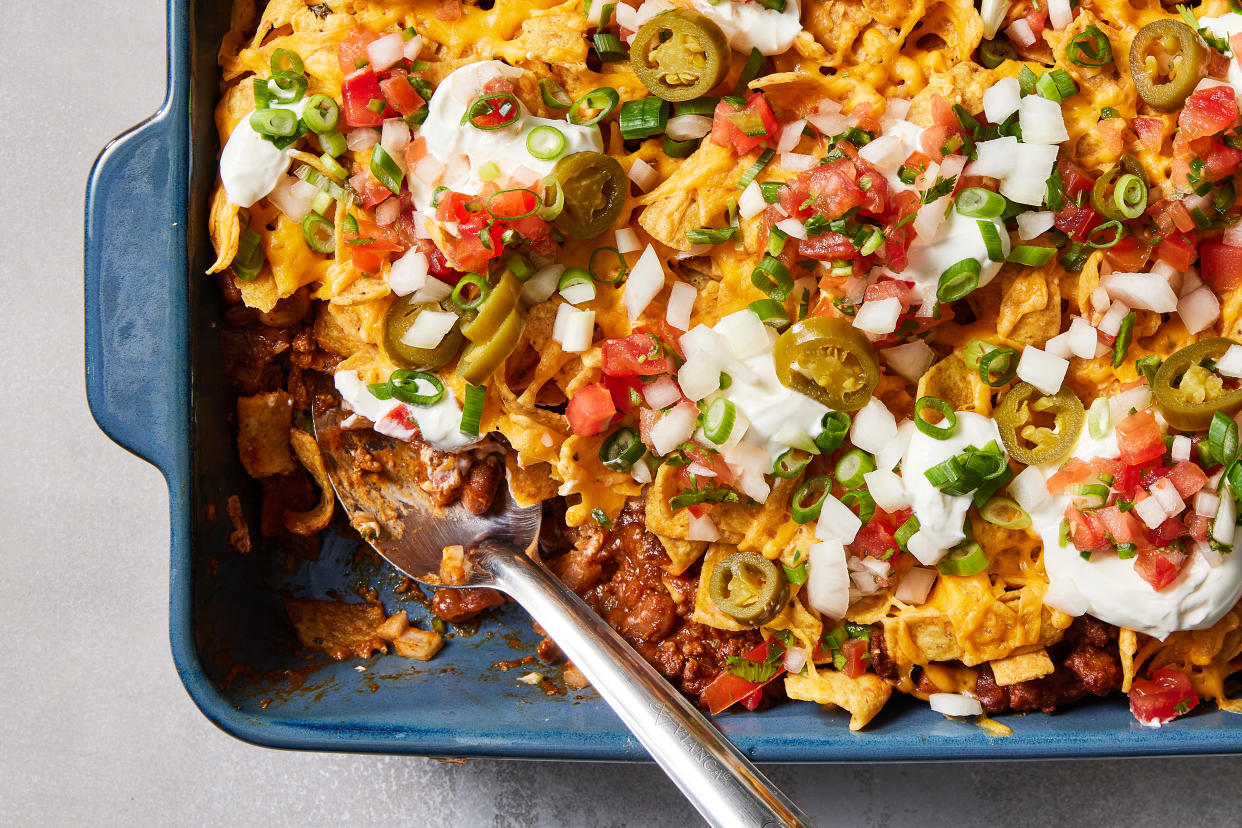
[84,0,1242,760]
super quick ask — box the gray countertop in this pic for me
[3,0,1241,824]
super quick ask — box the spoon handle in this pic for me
[479,542,815,828]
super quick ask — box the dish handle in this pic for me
[84,107,187,473]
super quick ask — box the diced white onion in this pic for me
[775,218,808,240]
[884,99,912,121]
[938,154,967,182]
[876,419,915,472]
[1018,94,1069,145]
[1134,495,1168,530]
[679,324,725,362]
[552,302,574,343]
[366,32,406,70]
[851,397,898,455]
[806,108,849,136]
[267,175,316,223]
[783,646,809,674]
[625,246,666,321]
[1048,0,1072,29]
[1195,490,1220,517]
[913,199,950,244]
[665,281,696,331]
[853,297,902,336]
[858,134,906,172]
[347,127,381,151]
[666,113,713,142]
[634,0,675,27]
[777,119,807,154]
[1007,18,1036,48]
[1170,435,1192,463]
[685,513,720,542]
[980,0,1011,39]
[1098,300,1131,337]
[1067,317,1098,359]
[1215,489,1237,545]
[686,462,716,478]
[388,249,430,297]
[738,180,766,220]
[1000,143,1059,206]
[1103,272,1178,313]
[1016,210,1055,240]
[616,1,639,31]
[895,567,938,605]
[560,281,597,305]
[929,693,983,718]
[1151,478,1184,515]
[1196,539,1224,568]
[983,78,1022,124]
[1218,345,1242,378]
[780,152,817,172]
[1224,224,1242,247]
[677,354,722,401]
[1044,331,1073,360]
[400,310,457,349]
[413,153,445,185]
[1178,266,1202,298]
[403,34,424,61]
[806,540,850,619]
[614,227,641,254]
[882,339,935,384]
[1109,385,1153,424]
[1178,286,1221,335]
[650,401,698,455]
[1016,346,1069,395]
[716,309,772,360]
[381,118,411,163]
[521,264,564,306]
[970,137,1018,179]
[864,469,910,512]
[642,375,682,409]
[1010,465,1050,512]
[627,158,659,191]
[815,493,863,544]
[374,197,402,227]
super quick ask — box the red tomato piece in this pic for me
[1129,668,1199,726]
[1116,410,1165,466]
[701,639,786,715]
[603,373,643,412]
[341,69,392,128]
[1200,240,1242,291]
[337,29,379,75]
[1096,505,1145,546]
[1151,516,1188,548]
[602,333,673,377]
[710,94,778,155]
[1167,461,1210,498]
[1047,457,1115,495]
[1067,508,1112,553]
[1179,86,1239,141]
[1187,513,1212,541]
[1053,203,1100,242]
[486,188,539,220]
[566,383,616,437]
[1103,236,1151,272]
[841,637,869,679]
[1134,546,1187,591]
[799,232,858,262]
[852,520,899,560]
[380,71,426,117]
[1203,139,1242,182]
[863,279,913,306]
[1132,117,1165,153]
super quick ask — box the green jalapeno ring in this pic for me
[551,151,627,239]
[383,296,466,371]
[1153,338,1242,430]
[631,11,732,102]
[1129,19,1208,112]
[773,317,879,411]
[708,551,789,625]
[1090,155,1148,220]
[994,381,1086,466]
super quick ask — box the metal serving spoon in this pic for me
[313,400,813,828]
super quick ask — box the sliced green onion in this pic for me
[937,542,989,576]
[311,190,333,216]
[539,78,573,109]
[1112,311,1135,367]
[233,227,265,281]
[593,32,628,62]
[791,475,832,524]
[1070,483,1110,510]
[835,448,876,489]
[301,213,335,253]
[961,339,992,370]
[588,246,628,284]
[955,187,1006,218]
[1210,410,1241,467]
[675,97,720,117]
[977,220,1005,262]
[686,226,737,244]
[478,161,501,182]
[1087,219,1125,249]
[839,488,875,524]
[601,427,646,472]
[703,398,738,444]
[914,396,958,440]
[303,94,340,134]
[1136,354,1162,386]
[369,144,404,195]
[980,497,1031,530]
[460,384,485,436]
[366,98,387,115]
[1036,68,1077,102]
[749,298,790,329]
[294,164,351,203]
[270,48,305,75]
[1117,542,1137,559]
[736,148,776,189]
[341,213,359,236]
[936,258,981,302]
[269,71,309,104]
[815,411,851,454]
[486,188,541,220]
[318,152,348,182]
[979,347,1018,387]
[1066,25,1112,68]
[859,227,886,256]
[1006,245,1056,266]
[508,253,536,281]
[773,449,811,478]
[751,254,793,300]
[250,108,298,138]
[252,76,272,110]
[732,47,765,96]
[464,92,522,130]
[1087,397,1111,440]
[1114,173,1147,219]
[526,125,568,160]
[895,515,920,552]
[558,266,597,303]
[388,370,446,406]
[568,87,620,125]
[452,273,491,310]
[319,129,347,157]
[663,136,699,158]
[760,181,787,203]
[620,97,671,140]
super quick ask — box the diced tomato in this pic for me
[684,446,736,485]
[1134,546,1187,591]
[1203,139,1242,182]
[602,333,672,377]
[603,373,643,412]
[1151,516,1188,548]
[799,232,858,262]
[351,171,395,209]
[701,639,786,715]
[450,221,504,271]
[1023,4,1049,42]
[1096,505,1145,546]
[1132,117,1166,153]
[1067,508,1112,553]
[341,69,392,128]
[1179,86,1239,141]
[710,93,778,155]
[344,216,404,273]
[1164,200,1197,233]
[1200,240,1242,291]
[863,279,912,307]
[852,520,899,560]
[1053,202,1100,243]
[1047,457,1115,495]
[840,637,869,679]
[855,161,891,218]
[380,71,426,117]
[435,191,478,224]
[1059,162,1095,203]
[338,29,379,75]
[804,159,865,220]
[1129,668,1199,726]
[638,408,661,451]
[1116,410,1165,466]
[1104,236,1151,272]
[1139,465,1171,490]
[919,124,956,163]
[486,188,539,220]
[1187,513,1212,542]
[1155,232,1197,271]
[1167,461,1210,498]
[566,383,616,437]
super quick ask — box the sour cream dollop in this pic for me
[411,61,603,212]
[901,412,1005,565]
[335,370,478,452]
[1032,424,1242,640]
[219,99,308,208]
[690,0,803,56]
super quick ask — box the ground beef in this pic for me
[1063,644,1123,696]
[870,624,898,682]
[432,587,505,623]
[974,666,1009,714]
[460,456,501,515]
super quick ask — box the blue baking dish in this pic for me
[84,0,1242,760]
